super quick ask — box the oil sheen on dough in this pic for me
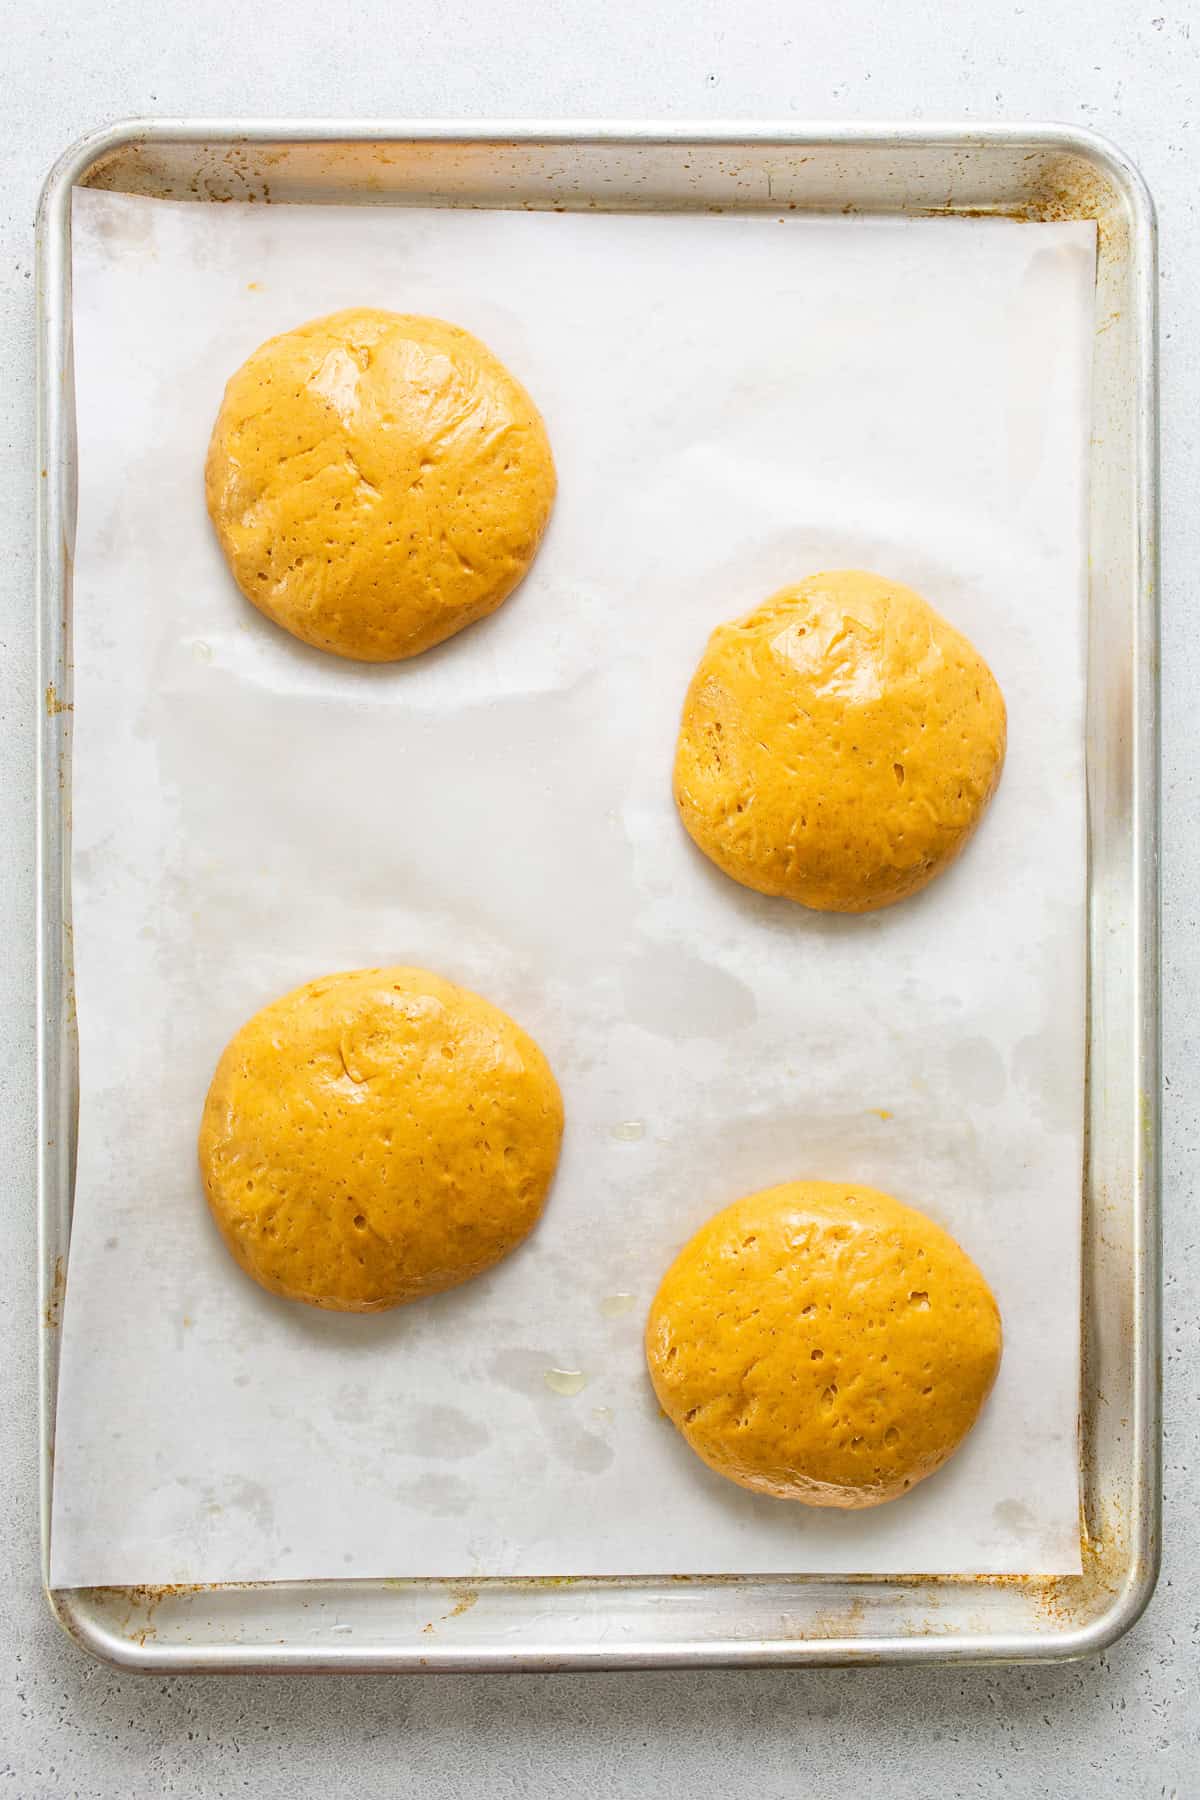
[673,569,1007,912]
[205,308,557,661]
[199,966,564,1312]
[646,1181,1002,1508]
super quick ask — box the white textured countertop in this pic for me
[2,1,1196,1792]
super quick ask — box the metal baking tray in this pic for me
[35,119,1160,1671]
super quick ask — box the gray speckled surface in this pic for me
[2,1,1196,1792]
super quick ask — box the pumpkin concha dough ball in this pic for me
[205,308,557,661]
[645,1181,1002,1508]
[198,967,563,1312]
[673,569,1007,912]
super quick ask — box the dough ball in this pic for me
[205,308,556,661]
[199,967,563,1311]
[645,1181,1002,1508]
[673,570,1006,912]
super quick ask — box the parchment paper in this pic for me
[51,189,1093,1585]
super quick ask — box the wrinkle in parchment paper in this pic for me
[50,191,1093,1585]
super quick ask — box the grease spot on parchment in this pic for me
[993,1498,1036,1536]
[543,1368,588,1397]
[399,1403,491,1460]
[620,945,757,1039]
[1012,1030,1070,1128]
[203,1477,275,1535]
[947,1035,1007,1107]
[399,1472,473,1516]
[490,1349,614,1476]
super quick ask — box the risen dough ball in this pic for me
[199,967,563,1312]
[673,570,1006,912]
[205,308,556,661]
[645,1181,1002,1508]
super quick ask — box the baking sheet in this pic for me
[50,189,1093,1586]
